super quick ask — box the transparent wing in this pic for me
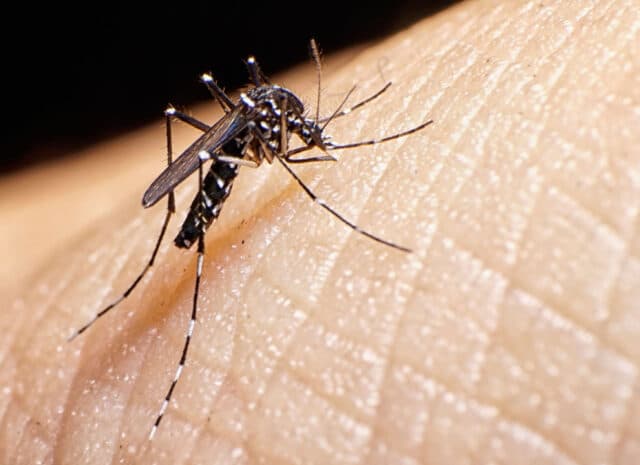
[142,107,248,207]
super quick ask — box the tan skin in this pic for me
[1,1,640,463]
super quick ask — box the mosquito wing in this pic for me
[142,107,249,208]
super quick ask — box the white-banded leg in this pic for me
[282,117,435,249]
[68,110,178,341]
[149,157,207,440]
[319,85,357,130]
[274,155,411,252]
[265,98,412,252]
[284,81,403,163]
[282,118,434,164]
[326,119,434,150]
[287,120,433,250]
[317,82,392,125]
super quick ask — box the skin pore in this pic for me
[1,0,639,464]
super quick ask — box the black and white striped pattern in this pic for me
[149,184,205,440]
[174,161,240,249]
[68,40,433,441]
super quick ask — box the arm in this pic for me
[2,1,639,464]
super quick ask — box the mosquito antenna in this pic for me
[246,56,272,86]
[310,39,322,124]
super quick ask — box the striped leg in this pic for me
[266,96,412,253]
[149,159,206,440]
[68,110,177,341]
[274,155,411,253]
[317,82,392,125]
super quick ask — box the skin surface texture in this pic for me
[1,0,640,464]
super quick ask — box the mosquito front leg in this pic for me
[284,154,337,163]
[276,94,337,164]
[326,119,434,151]
[274,155,411,252]
[317,82,392,125]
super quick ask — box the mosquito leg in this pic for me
[327,119,434,151]
[279,94,289,154]
[275,93,332,165]
[200,73,234,112]
[285,154,337,163]
[317,82,392,125]
[149,158,206,440]
[320,85,357,131]
[165,107,210,132]
[274,155,411,252]
[68,111,178,341]
[280,129,337,163]
[245,56,271,86]
[279,144,318,161]
[216,155,259,168]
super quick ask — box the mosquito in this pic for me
[68,39,433,440]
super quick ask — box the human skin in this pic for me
[1,0,640,464]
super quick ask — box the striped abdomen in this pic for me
[174,161,239,249]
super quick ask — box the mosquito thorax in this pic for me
[239,84,318,151]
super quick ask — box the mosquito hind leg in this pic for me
[149,158,207,439]
[68,111,179,341]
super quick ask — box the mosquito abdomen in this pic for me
[174,161,240,249]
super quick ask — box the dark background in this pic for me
[3,1,457,174]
